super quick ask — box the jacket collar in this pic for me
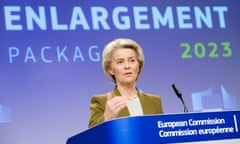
[110,86,148,116]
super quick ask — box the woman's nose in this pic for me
[124,62,130,69]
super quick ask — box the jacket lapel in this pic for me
[138,92,150,114]
[111,87,130,117]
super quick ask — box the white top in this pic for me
[126,97,143,116]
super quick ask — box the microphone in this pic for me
[171,84,189,113]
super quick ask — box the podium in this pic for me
[67,110,240,144]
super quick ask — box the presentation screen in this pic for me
[1,0,239,144]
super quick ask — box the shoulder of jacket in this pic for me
[91,93,107,101]
[140,92,160,99]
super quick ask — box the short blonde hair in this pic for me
[102,38,145,83]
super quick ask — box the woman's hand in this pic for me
[104,93,127,121]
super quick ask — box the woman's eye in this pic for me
[117,61,123,64]
[130,59,136,62]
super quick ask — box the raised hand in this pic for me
[103,93,127,121]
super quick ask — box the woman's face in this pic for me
[109,48,140,85]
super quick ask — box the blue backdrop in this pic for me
[0,0,239,144]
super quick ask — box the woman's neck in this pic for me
[116,83,138,99]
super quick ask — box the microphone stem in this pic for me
[172,84,189,113]
[180,97,188,113]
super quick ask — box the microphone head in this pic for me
[172,84,182,98]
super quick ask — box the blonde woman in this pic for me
[88,38,163,128]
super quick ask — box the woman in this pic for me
[88,38,163,128]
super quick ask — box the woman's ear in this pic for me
[108,68,114,75]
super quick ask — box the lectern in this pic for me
[67,110,240,144]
